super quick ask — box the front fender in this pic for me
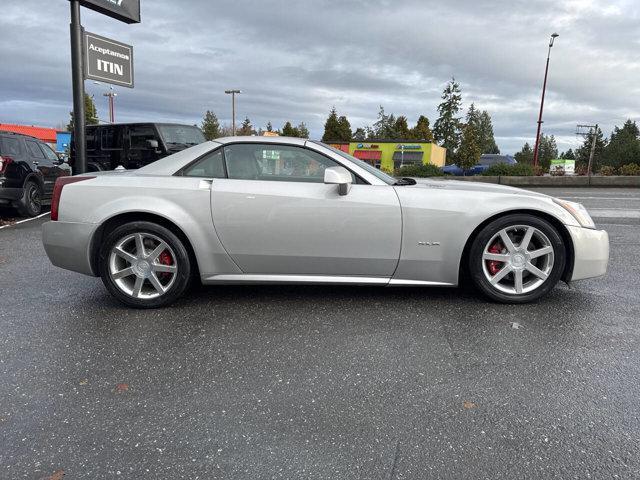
[393,185,579,284]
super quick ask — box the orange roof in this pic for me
[0,124,59,143]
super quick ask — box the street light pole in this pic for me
[225,89,241,135]
[533,33,559,168]
[70,0,87,174]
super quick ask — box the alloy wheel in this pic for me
[108,233,178,299]
[481,225,555,295]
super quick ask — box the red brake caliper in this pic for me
[487,241,505,276]
[158,250,173,280]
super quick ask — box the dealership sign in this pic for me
[78,0,141,24]
[84,32,134,88]
[397,144,422,150]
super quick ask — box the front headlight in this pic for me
[553,198,596,229]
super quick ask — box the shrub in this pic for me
[533,165,547,176]
[599,165,617,176]
[394,163,444,177]
[574,163,588,176]
[380,166,394,176]
[482,163,535,176]
[619,163,640,176]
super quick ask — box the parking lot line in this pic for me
[0,212,49,231]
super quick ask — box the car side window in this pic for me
[40,144,60,162]
[130,126,157,150]
[223,143,354,183]
[26,140,45,159]
[182,149,226,178]
[102,127,123,150]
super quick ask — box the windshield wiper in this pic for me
[393,177,417,186]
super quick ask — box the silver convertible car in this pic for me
[42,136,609,308]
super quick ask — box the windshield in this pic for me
[158,125,206,147]
[311,141,396,185]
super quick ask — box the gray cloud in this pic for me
[1,0,638,153]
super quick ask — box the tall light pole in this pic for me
[533,33,559,168]
[225,89,241,135]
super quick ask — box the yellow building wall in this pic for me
[347,142,447,170]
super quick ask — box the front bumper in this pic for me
[42,221,98,276]
[566,225,609,281]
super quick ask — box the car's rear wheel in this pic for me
[99,222,192,308]
[15,180,42,217]
[468,214,566,303]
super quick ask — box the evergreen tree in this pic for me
[560,149,575,160]
[237,117,255,136]
[282,121,298,137]
[368,106,398,138]
[457,123,481,173]
[296,122,310,139]
[266,121,273,132]
[515,142,534,164]
[433,78,463,162]
[604,120,640,168]
[537,134,558,170]
[337,116,352,141]
[410,115,434,142]
[466,103,480,129]
[67,93,99,131]
[353,128,366,141]
[394,116,411,140]
[477,110,500,154]
[576,127,606,171]
[200,110,220,140]
[322,107,343,141]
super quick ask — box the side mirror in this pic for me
[324,166,352,196]
[146,139,159,149]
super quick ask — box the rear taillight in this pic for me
[51,176,95,221]
[0,155,14,174]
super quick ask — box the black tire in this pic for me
[99,221,192,308]
[15,180,43,217]
[468,214,566,304]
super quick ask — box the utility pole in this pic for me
[576,124,599,176]
[225,90,241,135]
[70,0,87,174]
[533,33,559,168]
[104,89,117,123]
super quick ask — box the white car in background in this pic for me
[42,136,609,308]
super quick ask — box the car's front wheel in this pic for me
[468,214,566,303]
[99,221,192,308]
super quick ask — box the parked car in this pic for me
[0,131,71,216]
[43,137,609,308]
[443,154,517,176]
[71,123,206,172]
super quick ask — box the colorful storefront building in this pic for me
[328,140,446,171]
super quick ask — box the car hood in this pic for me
[408,178,550,198]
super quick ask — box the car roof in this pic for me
[0,130,40,141]
[214,136,308,146]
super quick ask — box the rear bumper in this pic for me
[42,221,98,276]
[566,225,609,281]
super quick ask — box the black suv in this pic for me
[75,123,206,171]
[0,131,71,217]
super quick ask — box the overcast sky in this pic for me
[1,0,639,153]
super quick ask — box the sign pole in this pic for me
[70,0,87,174]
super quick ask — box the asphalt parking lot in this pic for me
[1,187,639,479]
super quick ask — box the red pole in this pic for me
[533,34,558,168]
